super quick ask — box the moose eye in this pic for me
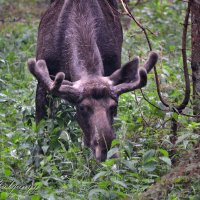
[78,104,91,113]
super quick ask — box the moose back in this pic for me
[28,0,158,162]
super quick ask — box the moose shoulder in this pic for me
[28,0,158,162]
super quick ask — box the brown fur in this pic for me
[35,0,122,161]
[30,0,158,162]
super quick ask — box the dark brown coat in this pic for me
[28,0,158,161]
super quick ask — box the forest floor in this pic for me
[0,0,47,24]
[1,1,200,200]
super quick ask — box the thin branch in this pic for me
[140,89,169,112]
[0,17,22,24]
[134,92,150,126]
[176,0,191,110]
[120,0,191,114]
[120,0,170,108]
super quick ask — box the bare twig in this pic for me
[134,92,150,126]
[0,17,22,24]
[140,89,169,112]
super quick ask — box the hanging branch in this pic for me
[120,0,191,114]
[176,0,191,111]
[120,0,170,108]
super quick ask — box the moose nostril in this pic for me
[95,146,107,162]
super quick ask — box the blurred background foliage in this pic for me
[0,0,199,199]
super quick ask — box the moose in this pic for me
[28,0,158,162]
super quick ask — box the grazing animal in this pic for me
[28,0,158,162]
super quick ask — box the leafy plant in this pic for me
[0,0,199,199]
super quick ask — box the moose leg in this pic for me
[35,82,48,124]
[32,82,48,169]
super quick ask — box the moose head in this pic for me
[28,52,158,162]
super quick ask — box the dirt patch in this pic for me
[0,0,48,25]
[140,142,200,199]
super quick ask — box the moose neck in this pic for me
[63,0,104,81]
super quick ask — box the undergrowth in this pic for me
[0,0,199,199]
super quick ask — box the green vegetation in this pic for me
[0,0,199,199]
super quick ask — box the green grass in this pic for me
[0,1,200,199]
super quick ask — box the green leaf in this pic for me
[103,159,115,167]
[176,133,191,145]
[88,189,109,200]
[159,156,172,166]
[111,139,120,147]
[98,181,110,189]
[111,190,127,198]
[122,160,137,171]
[111,178,127,189]
[0,192,8,200]
[143,161,157,172]
[4,166,11,177]
[159,149,169,157]
[48,194,55,200]
[31,195,41,200]
[41,145,49,155]
[59,130,70,141]
[0,59,6,63]
[143,150,156,163]
[93,171,107,181]
[174,176,186,183]
[107,147,118,159]
[172,112,179,121]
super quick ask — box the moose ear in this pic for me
[109,57,140,86]
[108,52,158,95]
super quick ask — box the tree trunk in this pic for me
[192,1,200,121]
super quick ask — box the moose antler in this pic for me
[28,59,82,103]
[112,52,158,95]
[143,52,158,73]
